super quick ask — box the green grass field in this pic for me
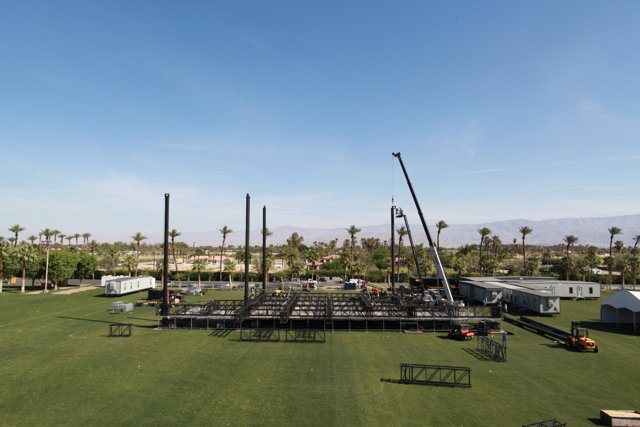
[0,286,637,426]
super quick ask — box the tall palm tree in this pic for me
[131,232,147,276]
[51,229,60,245]
[477,227,492,273]
[8,224,25,247]
[169,229,181,280]
[563,235,578,257]
[27,235,38,244]
[608,226,623,257]
[82,233,91,245]
[436,220,448,250]
[218,226,233,280]
[607,226,622,285]
[65,235,73,246]
[519,226,533,267]
[58,233,66,247]
[346,225,361,276]
[614,240,624,254]
[490,235,502,258]
[73,233,81,246]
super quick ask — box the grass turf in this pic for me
[0,286,637,426]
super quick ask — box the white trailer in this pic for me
[100,275,127,287]
[105,276,156,296]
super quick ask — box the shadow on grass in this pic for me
[209,329,232,338]
[579,321,639,336]
[462,347,492,361]
[586,417,607,426]
[57,316,157,329]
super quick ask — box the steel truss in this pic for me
[476,336,507,362]
[163,291,501,330]
[389,363,471,387]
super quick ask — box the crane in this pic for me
[392,152,454,304]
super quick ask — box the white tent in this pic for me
[601,290,640,332]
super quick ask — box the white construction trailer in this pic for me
[502,286,560,315]
[500,278,601,299]
[105,276,156,296]
[458,280,503,305]
[100,275,127,287]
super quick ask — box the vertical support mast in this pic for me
[244,194,250,305]
[392,152,454,303]
[162,193,170,317]
[262,205,267,293]
[390,205,396,293]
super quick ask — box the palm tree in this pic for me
[490,235,502,258]
[633,234,640,249]
[519,226,533,267]
[82,233,91,245]
[608,226,622,256]
[51,229,60,245]
[436,220,448,250]
[73,233,81,246]
[563,235,578,257]
[65,235,73,246]
[346,225,361,277]
[27,235,38,244]
[608,226,622,285]
[169,229,181,280]
[477,227,491,273]
[8,224,25,247]
[218,226,233,281]
[131,232,147,275]
[15,243,38,293]
[58,233,66,247]
[193,259,208,287]
[122,254,137,276]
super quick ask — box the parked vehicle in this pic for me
[448,323,475,340]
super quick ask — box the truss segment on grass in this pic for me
[476,335,507,362]
[381,363,471,387]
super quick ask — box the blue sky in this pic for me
[1,1,639,243]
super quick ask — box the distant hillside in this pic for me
[173,214,640,248]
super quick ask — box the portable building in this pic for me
[105,276,156,296]
[511,279,600,299]
[100,275,127,287]
[501,286,560,315]
[601,290,640,333]
[458,279,503,305]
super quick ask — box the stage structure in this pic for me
[160,154,501,331]
[161,290,501,331]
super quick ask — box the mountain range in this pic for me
[169,214,640,249]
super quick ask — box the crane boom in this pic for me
[392,152,454,303]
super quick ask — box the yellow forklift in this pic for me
[565,321,598,352]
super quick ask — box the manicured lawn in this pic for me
[0,286,637,426]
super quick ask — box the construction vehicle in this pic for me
[392,152,454,304]
[503,316,599,352]
[565,321,598,352]
[448,323,475,340]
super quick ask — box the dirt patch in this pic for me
[53,285,101,295]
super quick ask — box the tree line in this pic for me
[2,222,639,292]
